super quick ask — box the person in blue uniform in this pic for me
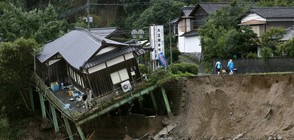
[227,59,234,75]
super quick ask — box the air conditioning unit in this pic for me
[121,80,132,93]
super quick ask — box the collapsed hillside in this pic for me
[171,73,294,139]
[23,73,294,139]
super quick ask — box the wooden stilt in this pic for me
[77,85,157,125]
[150,92,158,111]
[50,103,59,132]
[139,98,143,109]
[63,116,74,140]
[29,87,35,112]
[38,92,46,119]
[161,87,172,116]
[76,124,85,140]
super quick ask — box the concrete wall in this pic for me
[178,36,201,53]
[216,58,294,74]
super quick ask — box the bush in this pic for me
[138,64,148,74]
[261,47,272,63]
[169,62,198,75]
[172,49,181,62]
[146,62,198,86]
[246,52,258,59]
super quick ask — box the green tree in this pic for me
[127,0,184,29]
[260,28,286,56]
[119,0,150,29]
[256,0,294,6]
[0,38,39,118]
[223,26,259,58]
[0,4,69,44]
[277,37,294,57]
[199,1,258,61]
[260,47,272,63]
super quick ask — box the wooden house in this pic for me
[36,28,146,97]
[240,7,294,37]
[171,3,228,55]
[239,7,294,57]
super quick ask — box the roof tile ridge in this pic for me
[252,6,294,9]
[199,2,230,4]
[78,28,105,43]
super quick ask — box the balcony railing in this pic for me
[32,72,156,122]
[32,73,81,121]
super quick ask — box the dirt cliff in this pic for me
[171,73,294,139]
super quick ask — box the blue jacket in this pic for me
[215,61,221,69]
[227,60,234,70]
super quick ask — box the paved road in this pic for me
[178,55,207,75]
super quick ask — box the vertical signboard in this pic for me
[150,25,165,60]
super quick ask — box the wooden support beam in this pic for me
[139,98,143,109]
[63,115,74,140]
[161,87,172,116]
[38,92,46,119]
[77,85,157,125]
[76,124,85,140]
[50,103,59,132]
[150,92,158,111]
[29,87,35,112]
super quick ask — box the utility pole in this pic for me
[169,19,173,64]
[87,0,90,30]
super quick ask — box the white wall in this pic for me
[178,36,201,53]
[176,18,201,53]
[241,13,265,23]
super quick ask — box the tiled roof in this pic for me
[251,7,294,18]
[180,30,199,37]
[175,3,228,23]
[281,26,294,41]
[37,29,128,70]
[170,18,179,24]
[182,6,194,17]
[199,3,229,14]
[84,46,146,69]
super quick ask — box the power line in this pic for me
[59,2,150,18]
[90,2,150,6]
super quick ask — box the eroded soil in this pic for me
[171,73,294,139]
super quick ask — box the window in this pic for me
[181,19,186,32]
[110,68,129,84]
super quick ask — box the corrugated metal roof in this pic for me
[251,7,294,19]
[90,27,117,38]
[37,29,128,70]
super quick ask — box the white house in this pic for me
[172,3,228,58]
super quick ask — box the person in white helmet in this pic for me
[215,60,222,75]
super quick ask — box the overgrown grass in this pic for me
[146,62,198,86]
[0,115,30,140]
